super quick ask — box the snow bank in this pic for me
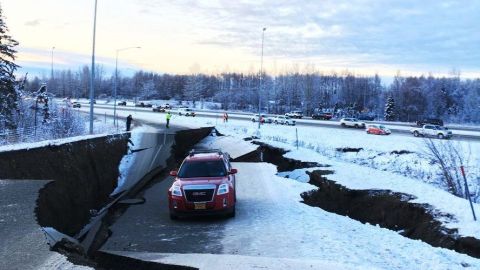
[0,133,113,152]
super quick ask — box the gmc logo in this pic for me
[192,192,207,196]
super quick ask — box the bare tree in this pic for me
[423,138,471,198]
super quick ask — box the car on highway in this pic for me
[178,108,196,116]
[152,105,166,112]
[135,102,153,108]
[312,112,333,120]
[416,118,443,127]
[118,101,127,106]
[285,110,303,119]
[340,118,365,128]
[274,115,296,126]
[168,149,237,219]
[366,124,391,135]
[251,114,273,123]
[72,102,81,108]
[411,125,452,139]
[358,114,376,121]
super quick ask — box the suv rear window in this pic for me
[178,160,227,178]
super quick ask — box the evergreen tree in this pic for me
[37,85,50,124]
[384,96,396,121]
[0,5,20,129]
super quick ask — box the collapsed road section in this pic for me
[228,142,480,259]
[1,131,479,269]
[0,126,214,269]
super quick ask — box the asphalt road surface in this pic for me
[101,172,227,254]
[0,180,85,270]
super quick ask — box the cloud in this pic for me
[138,0,480,74]
[24,19,41,27]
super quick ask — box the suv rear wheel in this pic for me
[413,131,419,137]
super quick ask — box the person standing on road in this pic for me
[166,111,172,128]
[223,112,229,123]
[126,114,133,131]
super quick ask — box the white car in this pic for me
[251,114,273,123]
[340,118,365,128]
[178,108,196,117]
[274,115,296,126]
[285,111,303,119]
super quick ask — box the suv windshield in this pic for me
[178,160,227,178]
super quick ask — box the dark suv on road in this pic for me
[168,149,237,219]
[416,118,443,127]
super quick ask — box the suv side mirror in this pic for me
[169,170,178,177]
[229,168,238,175]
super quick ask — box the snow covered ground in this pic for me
[78,106,480,238]
[221,162,480,269]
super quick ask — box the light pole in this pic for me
[89,0,98,134]
[114,46,141,127]
[50,46,55,93]
[258,27,266,131]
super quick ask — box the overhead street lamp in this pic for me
[113,46,141,127]
[258,27,267,131]
[89,0,98,134]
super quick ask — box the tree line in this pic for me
[24,67,480,123]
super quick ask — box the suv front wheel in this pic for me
[227,206,236,218]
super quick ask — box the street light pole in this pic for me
[113,46,141,128]
[50,46,55,93]
[258,27,266,131]
[89,0,98,134]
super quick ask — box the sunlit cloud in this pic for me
[3,0,480,78]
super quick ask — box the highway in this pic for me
[74,102,480,142]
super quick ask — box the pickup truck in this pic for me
[285,111,303,119]
[411,125,452,139]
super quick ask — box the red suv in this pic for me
[168,149,237,219]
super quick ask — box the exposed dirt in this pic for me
[391,150,414,155]
[336,147,363,153]
[302,170,480,259]
[234,141,324,172]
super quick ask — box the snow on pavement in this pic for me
[222,162,480,270]
[107,251,377,270]
[194,133,259,159]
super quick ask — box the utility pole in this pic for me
[50,46,55,93]
[89,0,98,134]
[258,27,266,131]
[113,46,141,127]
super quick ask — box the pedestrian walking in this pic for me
[223,112,229,123]
[166,111,172,128]
[126,114,133,131]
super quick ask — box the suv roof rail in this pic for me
[189,148,223,157]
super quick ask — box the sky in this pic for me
[3,0,480,79]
